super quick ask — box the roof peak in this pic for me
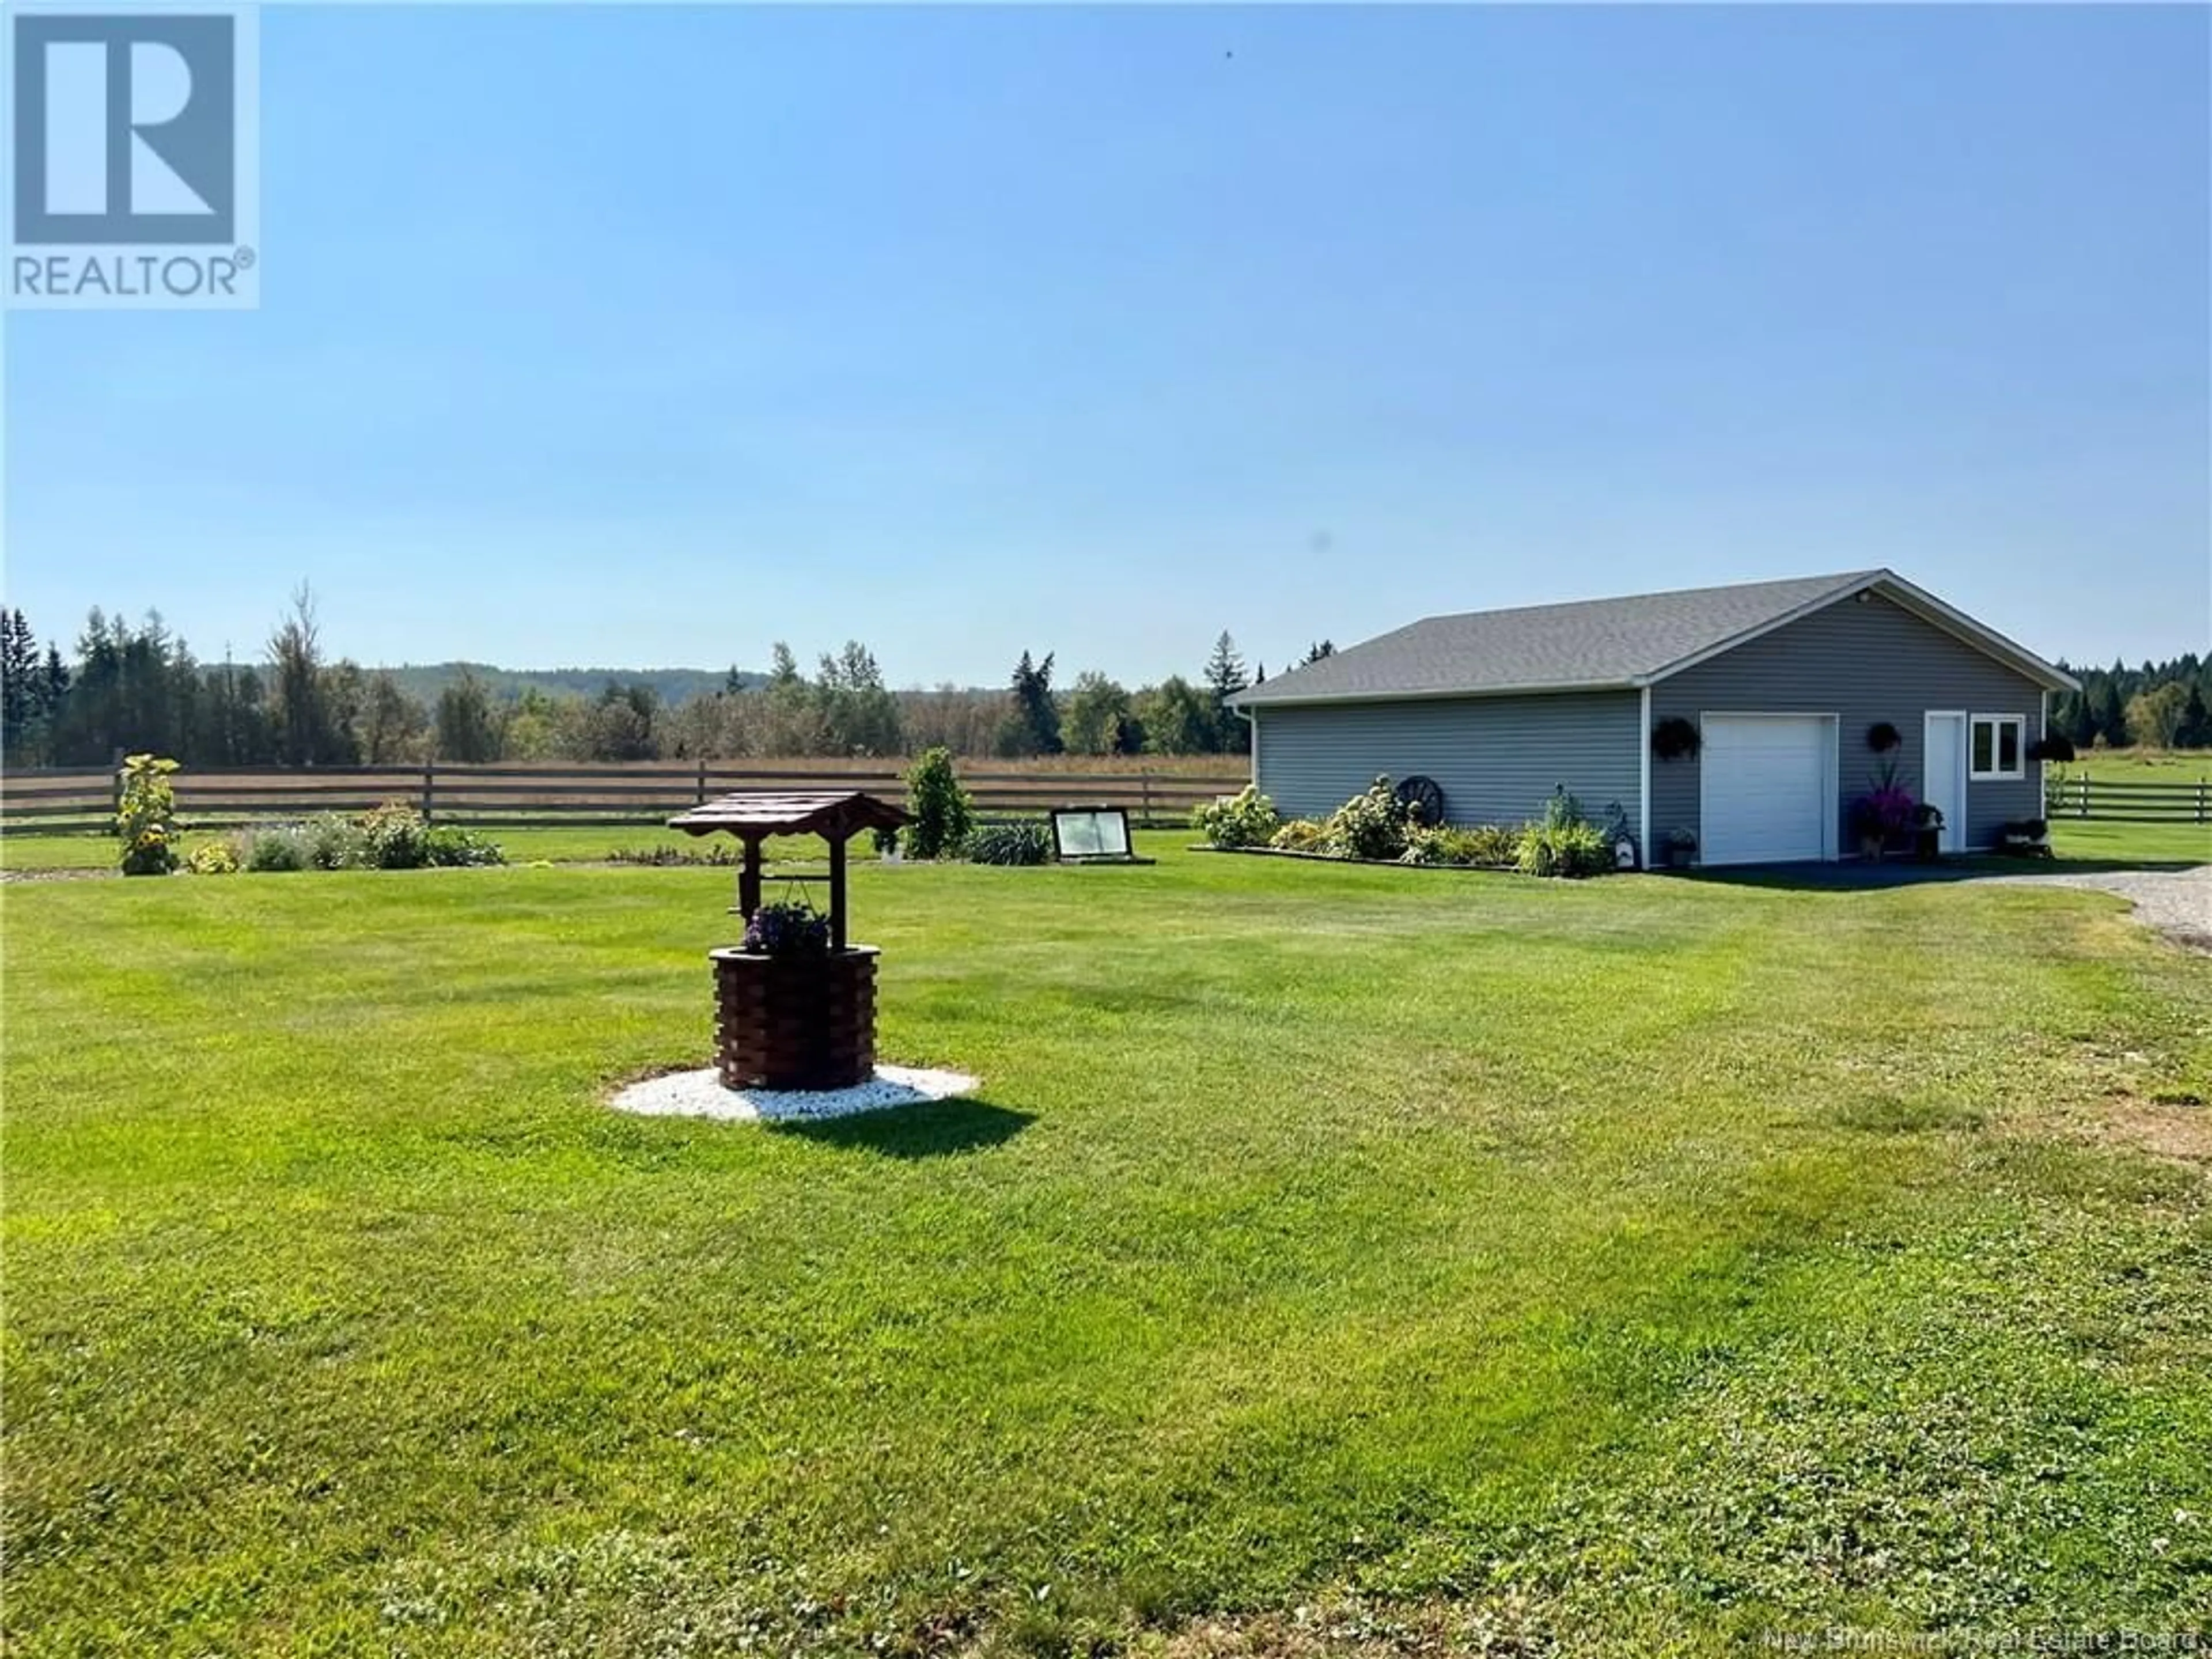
[1410,569,1883,630]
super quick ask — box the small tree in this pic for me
[434,670,503,762]
[1137,676,1214,756]
[902,747,973,859]
[1063,671,1131,756]
[2124,682,2190,749]
[116,752,181,876]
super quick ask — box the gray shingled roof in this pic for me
[1234,570,1885,706]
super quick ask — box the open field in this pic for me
[6,838,2210,1655]
[2056,747,2212,785]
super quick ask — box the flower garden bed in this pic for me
[1193,779,1631,878]
[1187,843,1519,872]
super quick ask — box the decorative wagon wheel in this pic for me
[1395,775,1445,827]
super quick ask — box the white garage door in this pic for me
[1700,715,1834,865]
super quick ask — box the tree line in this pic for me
[0,590,1338,769]
[2046,655,2212,753]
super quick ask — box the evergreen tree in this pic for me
[1202,632,1248,753]
[267,584,331,765]
[2179,683,2211,749]
[998,650,1062,756]
[1,609,39,759]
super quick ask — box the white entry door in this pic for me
[1923,711,1967,854]
[1700,714,1836,865]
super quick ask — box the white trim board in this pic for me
[1638,685,1652,869]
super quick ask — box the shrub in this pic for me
[424,827,506,867]
[358,801,431,869]
[1323,776,1411,861]
[903,747,972,860]
[242,826,310,872]
[305,812,366,870]
[1193,785,1281,850]
[741,899,831,956]
[2028,733,2077,764]
[185,840,239,875]
[1268,819,1328,853]
[964,821,1052,866]
[115,753,181,876]
[1867,721,1902,753]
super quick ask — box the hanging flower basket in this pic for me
[1650,718,1701,762]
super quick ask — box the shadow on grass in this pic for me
[770,1096,1035,1158]
[1673,855,2203,892]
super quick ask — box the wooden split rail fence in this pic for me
[2044,772,2212,825]
[0,762,1253,834]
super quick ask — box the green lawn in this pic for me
[2043,752,2212,865]
[5,845,2210,1655]
[0,824,849,872]
[9,810,2207,874]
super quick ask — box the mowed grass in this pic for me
[5,846,2211,1654]
[0,825,870,872]
[2043,751,2212,865]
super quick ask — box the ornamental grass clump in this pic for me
[964,822,1052,865]
[1516,787,1613,878]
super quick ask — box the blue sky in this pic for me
[5,3,2206,686]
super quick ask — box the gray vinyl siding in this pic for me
[1648,592,2045,854]
[1252,691,1642,827]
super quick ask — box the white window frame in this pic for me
[1969,714,2026,782]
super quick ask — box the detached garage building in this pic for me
[1231,570,2077,867]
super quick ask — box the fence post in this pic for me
[2078,770,2089,820]
[110,749,125,827]
[2200,779,2207,825]
[1141,770,1153,828]
[422,762,435,825]
[696,760,707,806]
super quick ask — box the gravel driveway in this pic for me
[1975,863,2212,953]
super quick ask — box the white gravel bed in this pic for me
[611,1063,980,1124]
